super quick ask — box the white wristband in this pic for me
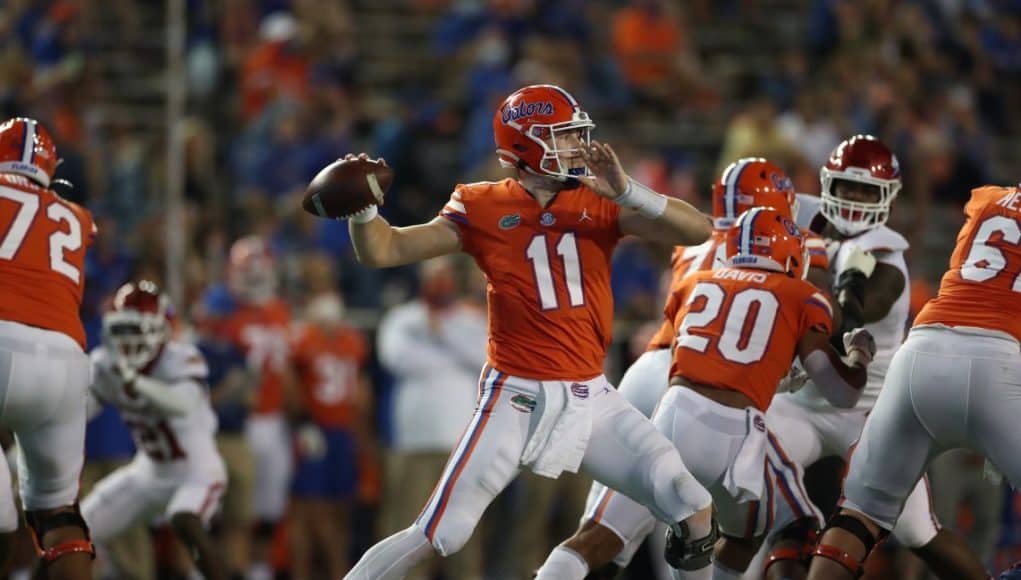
[349,204,378,224]
[615,178,668,219]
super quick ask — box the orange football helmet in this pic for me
[712,158,797,229]
[492,84,594,180]
[725,207,809,280]
[0,117,58,187]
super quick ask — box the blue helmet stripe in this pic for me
[740,207,763,256]
[20,120,34,164]
[724,158,753,219]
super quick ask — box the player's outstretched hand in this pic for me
[576,140,629,200]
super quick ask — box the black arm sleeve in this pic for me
[831,269,867,354]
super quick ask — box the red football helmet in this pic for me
[725,207,809,280]
[492,84,594,180]
[228,235,278,304]
[712,158,797,229]
[0,117,58,188]
[103,281,172,371]
[820,135,902,236]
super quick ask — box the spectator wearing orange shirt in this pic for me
[288,291,371,580]
[240,12,309,122]
[611,0,703,111]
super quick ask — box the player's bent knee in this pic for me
[893,519,938,549]
[665,518,718,571]
[648,447,712,518]
[811,513,887,578]
[25,504,95,563]
[425,517,476,557]
[765,517,820,574]
[170,512,206,544]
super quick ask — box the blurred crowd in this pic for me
[1,0,1020,578]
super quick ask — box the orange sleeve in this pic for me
[663,286,688,327]
[438,184,475,253]
[800,287,834,337]
[804,233,829,270]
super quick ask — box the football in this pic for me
[301,157,394,219]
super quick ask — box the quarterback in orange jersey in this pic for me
[543,157,834,579]
[288,292,370,580]
[0,118,96,578]
[546,208,875,580]
[808,184,1021,580]
[342,84,718,580]
[219,235,296,579]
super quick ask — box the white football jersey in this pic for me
[90,341,222,479]
[794,194,910,410]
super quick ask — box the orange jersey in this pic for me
[915,185,1021,342]
[646,231,728,351]
[804,231,830,270]
[0,174,94,348]
[440,178,622,380]
[222,298,291,414]
[291,324,367,428]
[667,267,833,411]
[645,227,829,351]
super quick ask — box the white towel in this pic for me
[520,381,593,479]
[722,408,768,503]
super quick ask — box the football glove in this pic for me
[836,245,877,278]
[843,328,876,369]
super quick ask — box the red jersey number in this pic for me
[123,418,187,461]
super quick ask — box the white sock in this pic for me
[711,561,743,580]
[345,525,435,580]
[535,546,589,580]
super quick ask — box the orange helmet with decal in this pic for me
[712,158,797,229]
[725,207,809,280]
[0,118,58,187]
[492,84,594,180]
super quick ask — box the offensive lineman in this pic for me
[806,183,1021,577]
[764,135,986,579]
[0,117,96,578]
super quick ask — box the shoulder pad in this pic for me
[846,226,909,254]
[794,193,822,229]
[153,341,209,382]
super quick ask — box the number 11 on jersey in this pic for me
[526,233,585,310]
